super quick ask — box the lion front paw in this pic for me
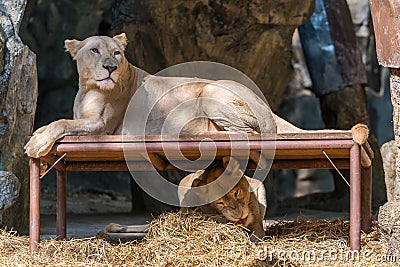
[24,126,56,158]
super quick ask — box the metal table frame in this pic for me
[29,132,373,253]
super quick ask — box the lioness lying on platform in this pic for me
[24,33,369,158]
[178,156,266,240]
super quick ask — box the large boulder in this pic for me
[0,0,38,232]
[0,171,21,212]
[377,141,398,257]
[378,201,400,258]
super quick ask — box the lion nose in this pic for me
[103,64,117,73]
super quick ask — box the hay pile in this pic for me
[0,211,394,267]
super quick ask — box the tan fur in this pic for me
[25,33,369,159]
[180,157,265,240]
[351,123,369,145]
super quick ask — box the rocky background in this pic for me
[0,0,392,230]
[0,0,37,232]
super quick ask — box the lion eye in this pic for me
[114,51,121,56]
[90,48,100,54]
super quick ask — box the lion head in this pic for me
[192,157,251,225]
[64,33,129,91]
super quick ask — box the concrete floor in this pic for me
[40,213,151,240]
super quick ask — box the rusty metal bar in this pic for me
[249,150,268,169]
[52,139,354,154]
[322,150,350,187]
[275,140,354,150]
[56,132,353,143]
[361,142,374,160]
[361,166,372,233]
[40,153,67,179]
[271,159,350,170]
[350,144,361,251]
[145,153,166,170]
[42,154,66,171]
[29,158,40,254]
[66,161,138,172]
[64,158,351,172]
[56,169,67,240]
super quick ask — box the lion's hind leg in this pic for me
[200,82,275,134]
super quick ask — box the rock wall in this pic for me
[0,0,38,232]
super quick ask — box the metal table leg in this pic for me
[29,158,41,253]
[350,144,361,251]
[56,170,67,240]
[361,166,372,233]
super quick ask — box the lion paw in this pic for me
[24,127,56,158]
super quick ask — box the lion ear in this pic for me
[191,178,209,199]
[64,39,82,58]
[223,157,240,173]
[113,33,128,48]
[192,178,205,188]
